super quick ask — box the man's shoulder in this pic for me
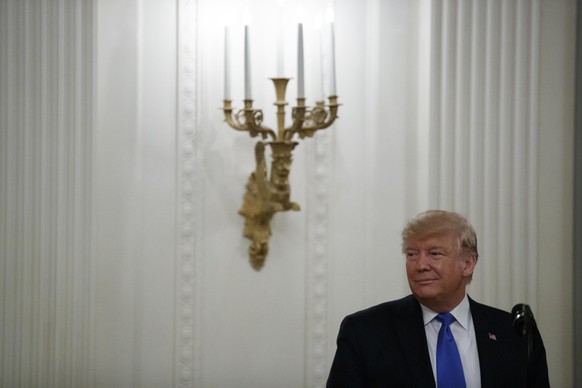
[343,295,419,324]
[468,296,513,320]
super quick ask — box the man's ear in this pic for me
[463,255,477,277]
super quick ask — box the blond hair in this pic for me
[401,210,479,260]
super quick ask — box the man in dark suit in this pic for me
[327,210,550,387]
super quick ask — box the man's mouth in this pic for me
[415,278,437,285]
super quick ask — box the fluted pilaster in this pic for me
[428,0,540,309]
[0,1,94,386]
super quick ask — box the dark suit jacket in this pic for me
[327,295,550,387]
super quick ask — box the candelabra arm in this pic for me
[288,96,340,140]
[284,98,307,141]
[223,99,241,129]
[313,96,339,129]
[326,96,340,125]
[222,99,277,140]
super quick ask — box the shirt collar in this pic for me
[420,294,471,331]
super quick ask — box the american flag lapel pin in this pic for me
[488,332,497,341]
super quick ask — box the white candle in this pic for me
[317,27,324,101]
[329,22,336,96]
[245,25,253,100]
[277,4,284,76]
[244,25,252,100]
[224,26,231,100]
[297,23,305,98]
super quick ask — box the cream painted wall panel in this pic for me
[327,0,424,347]
[538,0,576,386]
[193,1,328,386]
[94,0,141,384]
[94,0,176,386]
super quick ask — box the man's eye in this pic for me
[406,252,418,260]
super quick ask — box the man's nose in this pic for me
[416,252,431,270]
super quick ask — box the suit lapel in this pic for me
[469,297,501,387]
[394,296,437,388]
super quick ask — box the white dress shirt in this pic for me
[421,294,481,388]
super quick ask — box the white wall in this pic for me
[94,0,177,386]
[0,0,575,387]
[538,0,576,383]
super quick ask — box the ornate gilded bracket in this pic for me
[223,78,339,270]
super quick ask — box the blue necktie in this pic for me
[436,313,466,388]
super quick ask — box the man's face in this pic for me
[404,232,476,312]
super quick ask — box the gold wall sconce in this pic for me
[223,20,339,270]
[222,79,339,270]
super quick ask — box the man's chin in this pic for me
[411,288,439,303]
